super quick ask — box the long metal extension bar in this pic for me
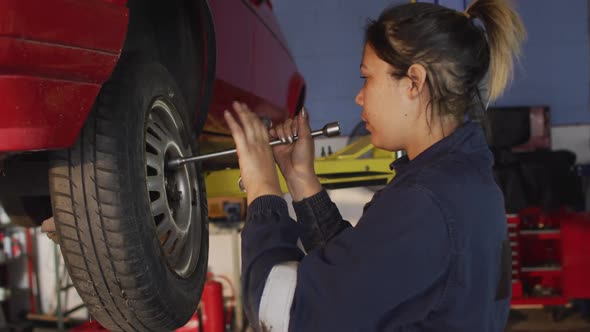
[205,135,397,198]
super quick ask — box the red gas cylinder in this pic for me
[201,274,224,332]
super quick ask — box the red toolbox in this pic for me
[509,208,590,307]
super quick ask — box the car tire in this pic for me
[48,58,208,331]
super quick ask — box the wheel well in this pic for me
[122,0,215,132]
[296,85,306,115]
[0,153,52,227]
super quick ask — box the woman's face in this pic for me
[355,43,415,152]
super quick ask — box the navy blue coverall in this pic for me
[241,121,512,331]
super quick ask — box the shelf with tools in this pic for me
[520,229,561,240]
[509,207,590,309]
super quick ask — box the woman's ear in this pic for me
[406,64,427,98]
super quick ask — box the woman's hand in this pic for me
[224,101,282,205]
[270,108,322,201]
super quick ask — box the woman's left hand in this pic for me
[224,101,282,205]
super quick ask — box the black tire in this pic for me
[48,59,208,331]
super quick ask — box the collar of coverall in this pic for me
[388,120,486,174]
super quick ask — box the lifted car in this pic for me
[0,0,305,330]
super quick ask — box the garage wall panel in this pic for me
[274,0,408,134]
[275,0,590,131]
[493,0,590,125]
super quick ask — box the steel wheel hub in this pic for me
[144,98,202,277]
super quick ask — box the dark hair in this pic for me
[365,0,526,123]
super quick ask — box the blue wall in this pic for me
[494,0,589,125]
[435,0,465,10]
[274,0,406,134]
[274,0,590,133]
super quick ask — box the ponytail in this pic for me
[465,0,526,101]
[366,1,525,123]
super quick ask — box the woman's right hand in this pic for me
[270,108,322,201]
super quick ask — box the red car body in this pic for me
[0,0,305,153]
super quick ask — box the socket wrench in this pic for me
[167,121,341,169]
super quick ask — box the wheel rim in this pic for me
[144,98,202,277]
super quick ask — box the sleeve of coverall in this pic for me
[291,189,352,252]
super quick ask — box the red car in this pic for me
[0,0,305,330]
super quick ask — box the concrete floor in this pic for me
[31,309,590,332]
[506,309,590,332]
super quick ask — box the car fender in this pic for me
[0,0,128,152]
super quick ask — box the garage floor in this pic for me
[506,309,590,331]
[32,309,590,332]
